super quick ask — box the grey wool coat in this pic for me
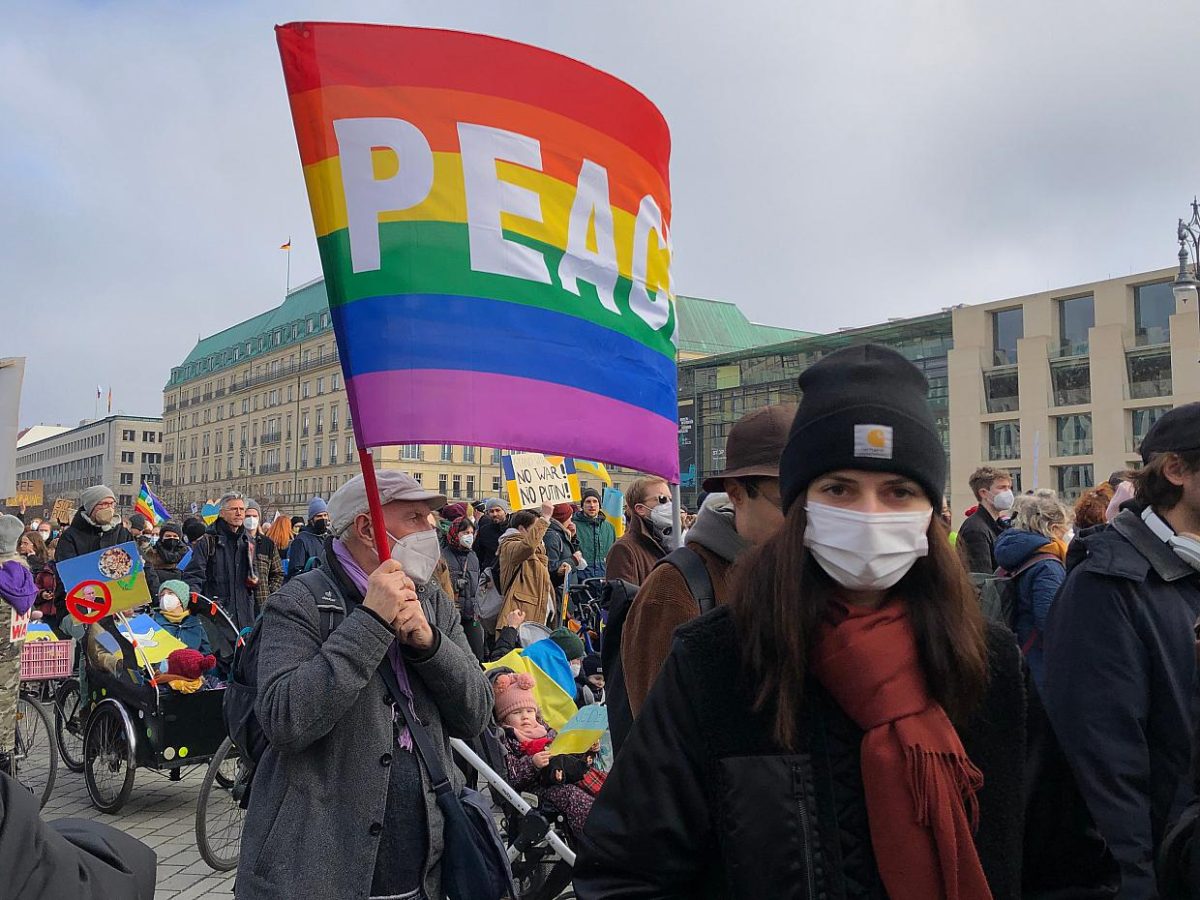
[234,558,493,900]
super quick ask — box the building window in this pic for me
[299,444,308,468]
[1056,294,1094,357]
[121,429,135,441]
[1055,464,1095,501]
[330,405,339,431]
[142,430,156,442]
[983,370,1019,413]
[992,307,1023,366]
[332,373,340,391]
[121,451,134,463]
[1053,414,1093,457]
[440,445,453,461]
[439,474,448,496]
[986,422,1020,461]
[119,473,133,485]
[316,408,324,433]
[1131,406,1171,453]
[119,494,133,506]
[1050,360,1091,407]
[492,476,502,493]
[452,475,462,497]
[317,377,325,395]
[413,472,423,484]
[1127,348,1173,400]
[491,448,502,464]
[466,475,475,497]
[302,412,309,437]
[401,444,420,460]
[463,446,475,463]
[329,439,338,465]
[302,382,310,399]
[1134,281,1174,346]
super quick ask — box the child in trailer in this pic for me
[493,672,603,836]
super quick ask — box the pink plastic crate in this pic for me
[20,640,74,681]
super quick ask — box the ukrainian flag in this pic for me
[602,487,625,538]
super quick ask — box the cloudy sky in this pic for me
[5,1,1200,427]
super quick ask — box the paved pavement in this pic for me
[41,759,236,899]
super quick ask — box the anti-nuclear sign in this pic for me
[501,453,581,510]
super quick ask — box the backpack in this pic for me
[973,552,1061,652]
[222,567,346,799]
[603,547,715,756]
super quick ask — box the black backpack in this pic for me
[972,552,1061,652]
[603,547,715,756]
[222,567,346,795]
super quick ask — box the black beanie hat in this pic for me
[1139,401,1200,462]
[780,344,945,512]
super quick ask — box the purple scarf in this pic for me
[0,561,36,616]
[331,539,416,751]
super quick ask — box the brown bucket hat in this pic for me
[702,404,797,492]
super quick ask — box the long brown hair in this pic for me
[729,502,990,750]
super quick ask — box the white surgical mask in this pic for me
[459,533,475,550]
[570,659,583,677]
[991,489,1015,512]
[388,529,441,585]
[244,515,259,532]
[804,502,932,592]
[159,591,182,613]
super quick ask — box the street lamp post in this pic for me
[1174,198,1200,305]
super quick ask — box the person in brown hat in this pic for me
[621,404,795,717]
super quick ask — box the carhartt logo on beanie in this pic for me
[780,344,946,512]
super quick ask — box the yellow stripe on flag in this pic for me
[483,650,577,731]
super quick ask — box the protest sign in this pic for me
[96,613,188,667]
[52,498,74,525]
[10,609,29,644]
[6,479,43,508]
[0,358,24,500]
[501,453,580,510]
[276,24,679,480]
[57,542,151,623]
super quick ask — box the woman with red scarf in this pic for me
[575,345,1117,899]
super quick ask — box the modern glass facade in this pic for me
[677,312,953,509]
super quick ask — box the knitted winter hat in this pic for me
[493,672,538,721]
[182,517,208,544]
[308,497,328,519]
[80,485,115,516]
[581,488,602,503]
[0,515,24,556]
[483,498,508,512]
[552,504,575,524]
[128,513,148,531]
[548,626,585,661]
[163,648,216,680]
[780,344,946,512]
[159,521,183,540]
[159,580,190,604]
[582,653,603,678]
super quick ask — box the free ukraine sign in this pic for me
[277,23,679,480]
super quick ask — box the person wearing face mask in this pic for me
[150,579,212,654]
[575,344,1116,900]
[284,497,330,582]
[621,404,793,723]
[440,516,484,660]
[957,467,1014,574]
[605,477,674,586]
[992,494,1071,688]
[183,492,257,632]
[242,499,283,613]
[1044,403,1200,898]
[54,485,160,611]
[495,504,556,635]
[143,521,188,585]
[235,470,491,900]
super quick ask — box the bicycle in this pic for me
[195,736,250,871]
[15,638,72,809]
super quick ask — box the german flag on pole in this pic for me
[280,238,292,251]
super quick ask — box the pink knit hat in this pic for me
[493,672,538,721]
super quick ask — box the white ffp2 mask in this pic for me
[388,529,441,585]
[804,502,932,592]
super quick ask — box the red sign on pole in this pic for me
[66,580,113,624]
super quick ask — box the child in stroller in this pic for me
[493,671,603,838]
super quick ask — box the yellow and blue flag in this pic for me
[602,487,625,538]
[483,649,577,731]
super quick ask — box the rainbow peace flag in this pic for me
[277,24,679,480]
[134,481,170,527]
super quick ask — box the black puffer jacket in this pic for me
[1044,506,1200,899]
[183,518,255,631]
[54,510,159,609]
[574,607,1117,900]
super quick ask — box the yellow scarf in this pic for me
[1038,538,1069,562]
[160,606,188,625]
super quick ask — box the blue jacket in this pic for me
[1043,507,1200,898]
[993,528,1065,686]
[150,610,212,655]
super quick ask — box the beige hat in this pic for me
[328,471,448,536]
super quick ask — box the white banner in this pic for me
[0,358,26,500]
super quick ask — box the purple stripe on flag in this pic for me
[348,369,680,481]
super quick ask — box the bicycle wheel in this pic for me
[54,679,85,773]
[83,702,136,814]
[195,737,248,871]
[14,694,57,810]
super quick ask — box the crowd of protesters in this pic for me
[8,345,1200,897]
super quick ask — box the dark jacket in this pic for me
[993,528,1066,687]
[959,505,1005,574]
[249,532,284,608]
[605,515,667,587]
[234,549,493,900]
[54,510,159,609]
[1043,507,1200,899]
[183,518,255,632]
[575,608,1117,899]
[142,539,188,586]
[440,545,480,617]
[150,610,212,654]
[284,526,325,581]
[474,518,508,573]
[544,519,577,587]
[0,770,157,899]
[573,510,616,578]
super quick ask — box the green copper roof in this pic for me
[674,295,812,355]
[168,282,808,387]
